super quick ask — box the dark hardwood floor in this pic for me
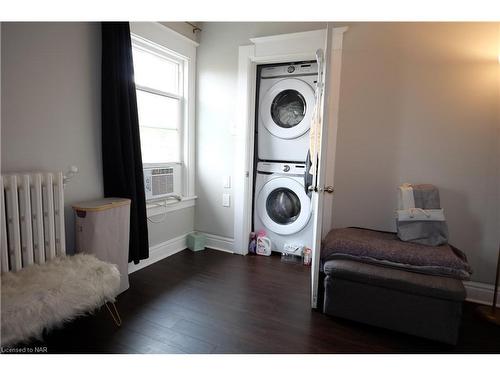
[14,249,500,354]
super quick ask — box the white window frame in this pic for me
[130,23,198,215]
[132,36,185,166]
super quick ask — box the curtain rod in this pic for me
[185,22,202,33]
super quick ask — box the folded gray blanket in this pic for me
[321,228,472,280]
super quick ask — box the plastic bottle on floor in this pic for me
[256,230,272,256]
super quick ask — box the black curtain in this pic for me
[101,22,149,264]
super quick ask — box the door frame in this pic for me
[233,27,347,261]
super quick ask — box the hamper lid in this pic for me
[72,197,131,212]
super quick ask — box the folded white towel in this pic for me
[398,183,415,210]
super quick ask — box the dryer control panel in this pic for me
[260,62,318,79]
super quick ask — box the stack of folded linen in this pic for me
[396,183,449,246]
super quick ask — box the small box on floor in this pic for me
[281,253,303,264]
[281,243,306,264]
[283,243,304,255]
[187,232,206,251]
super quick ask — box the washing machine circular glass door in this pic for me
[260,78,315,140]
[256,177,311,235]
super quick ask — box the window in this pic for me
[132,38,185,164]
[129,23,197,214]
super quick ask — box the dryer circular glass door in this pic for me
[256,177,311,235]
[260,78,315,140]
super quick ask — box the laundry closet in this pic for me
[251,61,318,259]
[232,26,347,307]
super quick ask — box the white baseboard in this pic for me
[128,234,188,274]
[197,232,235,254]
[464,281,500,307]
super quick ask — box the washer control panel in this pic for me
[257,162,305,175]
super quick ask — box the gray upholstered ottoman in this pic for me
[323,259,466,344]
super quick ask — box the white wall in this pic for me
[331,23,500,284]
[1,22,194,253]
[148,206,194,246]
[195,22,326,239]
[159,22,201,44]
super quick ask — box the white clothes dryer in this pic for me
[257,62,318,163]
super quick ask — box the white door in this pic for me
[310,25,346,309]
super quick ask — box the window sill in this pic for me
[146,196,197,218]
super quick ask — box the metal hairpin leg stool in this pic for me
[105,302,122,327]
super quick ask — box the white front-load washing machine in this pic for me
[253,161,313,255]
[257,62,318,163]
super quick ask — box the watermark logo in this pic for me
[0,346,48,354]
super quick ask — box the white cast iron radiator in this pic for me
[1,172,66,273]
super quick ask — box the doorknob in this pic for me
[324,186,334,194]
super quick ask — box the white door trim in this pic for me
[234,30,321,256]
[233,44,257,255]
[233,27,347,259]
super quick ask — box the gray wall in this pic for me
[1,23,103,252]
[195,22,326,238]
[331,23,500,284]
[1,22,194,253]
[195,22,499,284]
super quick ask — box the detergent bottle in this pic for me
[256,230,272,256]
[248,232,257,254]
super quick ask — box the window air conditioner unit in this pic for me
[143,165,182,201]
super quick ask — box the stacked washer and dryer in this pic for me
[253,61,318,256]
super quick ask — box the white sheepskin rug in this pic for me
[1,254,120,346]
